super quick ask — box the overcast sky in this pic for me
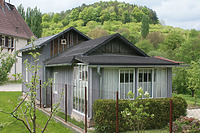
[8,0,200,30]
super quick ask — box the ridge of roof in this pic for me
[19,27,91,52]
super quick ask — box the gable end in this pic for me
[84,33,149,57]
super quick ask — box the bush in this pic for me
[93,96,187,132]
[0,48,16,84]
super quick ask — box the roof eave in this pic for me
[88,64,187,68]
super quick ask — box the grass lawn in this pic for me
[57,112,85,129]
[0,92,74,133]
[172,92,200,108]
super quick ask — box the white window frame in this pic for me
[26,67,28,82]
[73,64,88,114]
[53,72,58,94]
[119,69,135,99]
[137,68,154,98]
[8,37,11,47]
[2,36,5,46]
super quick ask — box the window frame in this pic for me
[25,67,28,82]
[53,72,58,94]
[119,69,135,99]
[137,68,155,98]
[73,63,88,114]
[2,36,5,46]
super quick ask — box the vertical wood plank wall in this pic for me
[50,30,86,57]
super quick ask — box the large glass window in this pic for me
[119,69,135,99]
[138,68,167,98]
[103,69,118,99]
[73,64,88,113]
[53,72,58,94]
[154,68,167,98]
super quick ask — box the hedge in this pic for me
[93,96,187,132]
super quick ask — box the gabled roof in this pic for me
[0,2,35,39]
[44,33,181,66]
[19,27,91,52]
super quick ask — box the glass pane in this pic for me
[139,73,142,82]
[125,73,129,82]
[130,73,133,82]
[120,73,124,83]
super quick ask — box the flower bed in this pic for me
[172,116,200,132]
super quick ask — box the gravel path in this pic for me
[187,109,200,120]
[0,83,22,91]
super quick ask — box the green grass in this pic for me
[173,92,200,108]
[56,112,85,129]
[0,92,74,133]
[0,80,21,85]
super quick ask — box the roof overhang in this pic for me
[45,63,72,67]
[88,65,188,68]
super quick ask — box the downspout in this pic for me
[14,38,17,81]
[44,66,46,107]
[97,67,102,99]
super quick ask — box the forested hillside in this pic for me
[17,1,200,97]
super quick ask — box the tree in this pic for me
[132,6,144,22]
[135,39,154,54]
[0,48,16,84]
[122,11,131,24]
[42,13,51,22]
[189,29,199,38]
[187,60,200,105]
[87,26,109,39]
[69,9,80,22]
[100,9,110,22]
[141,15,149,38]
[121,87,154,132]
[162,32,185,51]
[0,39,63,132]
[176,37,200,64]
[146,32,165,49]
[25,7,43,38]
[53,13,60,23]
[17,4,25,20]
[79,7,98,25]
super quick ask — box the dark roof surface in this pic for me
[46,54,179,66]
[76,54,179,65]
[0,3,35,39]
[19,27,91,51]
[45,34,180,66]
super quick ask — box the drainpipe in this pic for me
[44,66,46,107]
[14,38,17,81]
[97,67,102,99]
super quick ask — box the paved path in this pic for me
[187,109,200,120]
[0,83,22,91]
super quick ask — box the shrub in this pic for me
[0,48,16,84]
[93,96,187,132]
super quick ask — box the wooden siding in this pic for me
[90,38,138,56]
[50,30,87,57]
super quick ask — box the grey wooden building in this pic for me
[20,27,182,123]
